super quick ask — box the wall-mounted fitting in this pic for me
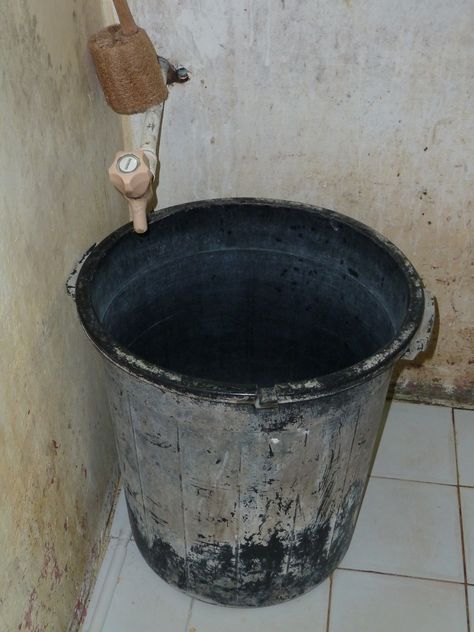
[158,56,191,85]
[108,56,190,234]
[175,67,191,82]
[109,150,153,233]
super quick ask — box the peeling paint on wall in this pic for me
[127,0,473,407]
[0,1,126,630]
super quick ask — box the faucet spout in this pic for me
[127,188,153,234]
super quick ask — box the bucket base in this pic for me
[128,502,353,607]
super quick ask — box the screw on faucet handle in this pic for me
[108,150,152,199]
[117,153,141,173]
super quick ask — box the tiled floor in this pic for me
[83,403,474,632]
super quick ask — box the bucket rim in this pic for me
[75,197,425,404]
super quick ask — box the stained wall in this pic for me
[0,1,126,629]
[130,0,473,407]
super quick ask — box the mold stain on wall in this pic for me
[0,1,126,630]
[129,0,473,407]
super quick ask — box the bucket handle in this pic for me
[402,290,436,360]
[66,244,96,301]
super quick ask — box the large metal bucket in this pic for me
[72,199,433,606]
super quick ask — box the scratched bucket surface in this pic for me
[75,198,425,606]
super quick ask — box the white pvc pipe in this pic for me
[139,60,168,177]
[140,102,164,177]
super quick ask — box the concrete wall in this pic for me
[0,1,126,630]
[129,0,473,407]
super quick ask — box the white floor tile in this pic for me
[468,586,474,627]
[341,477,464,582]
[109,488,131,540]
[187,579,330,632]
[100,540,192,632]
[372,402,456,484]
[461,487,474,584]
[83,539,121,631]
[329,570,467,632]
[455,409,474,487]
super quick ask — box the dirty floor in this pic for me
[83,402,474,632]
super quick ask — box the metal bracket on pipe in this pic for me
[402,290,436,360]
[66,244,96,300]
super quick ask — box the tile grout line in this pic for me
[325,573,333,632]
[452,408,471,632]
[183,598,194,632]
[110,534,134,541]
[371,474,457,488]
[85,537,131,632]
[337,566,465,587]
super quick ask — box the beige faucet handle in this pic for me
[108,150,152,199]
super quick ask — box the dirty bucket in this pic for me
[72,198,433,606]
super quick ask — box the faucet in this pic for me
[108,106,162,233]
[108,58,189,234]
